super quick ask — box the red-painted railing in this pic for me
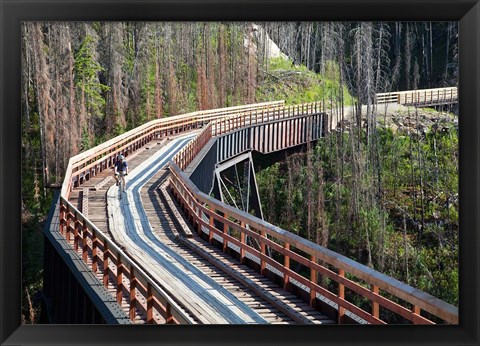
[168,103,459,325]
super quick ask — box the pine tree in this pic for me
[74,34,109,148]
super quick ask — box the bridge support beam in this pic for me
[212,151,263,220]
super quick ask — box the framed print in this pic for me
[1,0,479,345]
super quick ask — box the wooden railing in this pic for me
[54,93,459,324]
[376,87,458,106]
[58,196,195,324]
[174,101,322,170]
[174,122,214,171]
[168,162,458,324]
[61,100,285,199]
[212,102,322,136]
[375,92,399,104]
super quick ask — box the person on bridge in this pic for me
[114,154,129,187]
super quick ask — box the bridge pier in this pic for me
[42,238,105,324]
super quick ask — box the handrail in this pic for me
[69,100,285,166]
[168,161,458,324]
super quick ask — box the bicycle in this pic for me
[117,171,127,199]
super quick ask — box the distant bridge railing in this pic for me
[173,102,322,170]
[376,87,458,106]
[169,105,459,325]
[55,100,286,324]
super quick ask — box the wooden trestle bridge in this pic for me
[43,87,458,325]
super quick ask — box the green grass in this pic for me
[256,57,354,106]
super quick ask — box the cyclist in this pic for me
[114,154,129,188]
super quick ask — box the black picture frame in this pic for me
[1,0,479,345]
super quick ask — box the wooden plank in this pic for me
[91,176,113,191]
[179,237,334,325]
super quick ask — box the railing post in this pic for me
[338,269,345,324]
[146,283,154,324]
[240,221,246,264]
[82,224,88,264]
[74,219,80,251]
[59,203,67,236]
[66,212,74,242]
[310,255,317,308]
[92,229,98,273]
[188,195,196,226]
[197,206,203,237]
[223,222,228,252]
[208,206,214,244]
[166,303,174,324]
[284,242,290,290]
[116,254,124,305]
[129,265,136,321]
[372,284,379,319]
[260,231,266,276]
[103,241,109,287]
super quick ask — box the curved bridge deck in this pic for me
[52,97,458,325]
[67,134,334,324]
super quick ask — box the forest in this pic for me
[21,21,458,322]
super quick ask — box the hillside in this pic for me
[257,57,353,106]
